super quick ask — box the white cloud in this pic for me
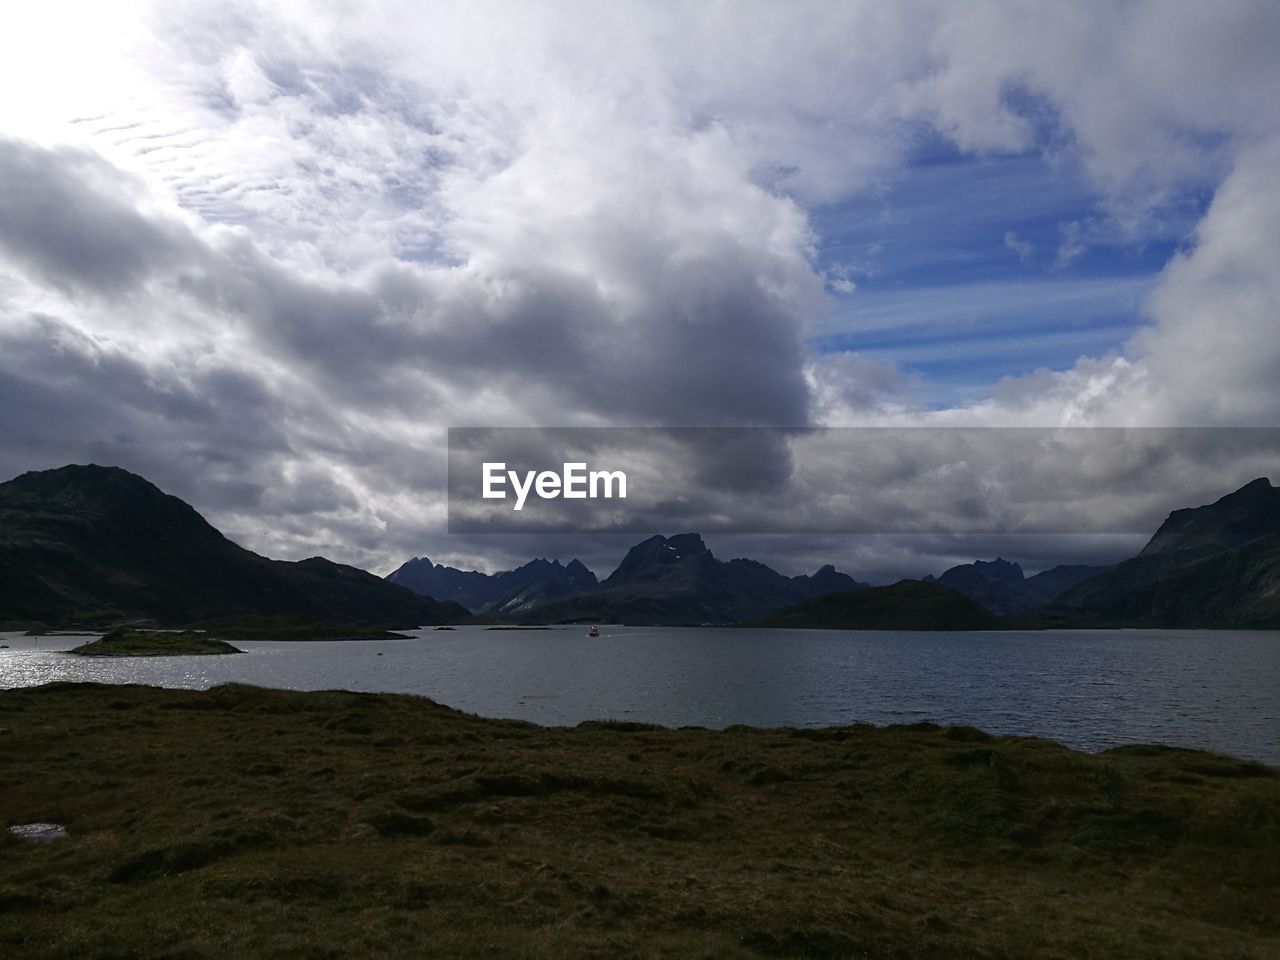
[1053,220,1087,268]
[1003,230,1034,263]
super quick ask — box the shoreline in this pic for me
[0,657,1276,767]
[7,676,1280,764]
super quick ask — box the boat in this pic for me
[587,625,599,637]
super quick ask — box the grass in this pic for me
[67,630,243,657]
[0,683,1277,959]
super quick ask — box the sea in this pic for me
[1,625,1277,765]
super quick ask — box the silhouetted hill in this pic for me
[1038,478,1280,628]
[1023,564,1110,599]
[758,580,1005,630]
[927,557,1108,615]
[0,464,466,627]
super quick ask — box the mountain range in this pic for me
[759,478,1279,631]
[387,478,1280,628]
[0,464,465,628]
[391,533,866,624]
[386,537,1104,625]
[387,556,598,615]
[2,464,1277,630]
[518,533,867,625]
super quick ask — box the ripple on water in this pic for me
[1,626,1277,763]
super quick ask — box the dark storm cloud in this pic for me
[20,163,813,432]
[0,137,198,295]
[0,313,319,523]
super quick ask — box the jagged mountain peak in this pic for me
[971,557,1025,583]
[606,533,713,586]
[667,532,708,557]
[388,551,598,612]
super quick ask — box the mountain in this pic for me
[386,556,598,613]
[0,464,467,627]
[385,557,496,610]
[1022,564,1111,600]
[1138,477,1280,559]
[520,533,867,624]
[1038,478,1280,628]
[926,557,1108,615]
[486,558,600,616]
[758,580,1005,630]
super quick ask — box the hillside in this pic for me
[1039,478,1280,628]
[0,464,466,627]
[758,579,1005,630]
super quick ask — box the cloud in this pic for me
[1003,230,1034,263]
[825,264,859,295]
[0,0,1278,579]
[1053,220,1087,268]
[1131,139,1280,425]
[0,137,198,295]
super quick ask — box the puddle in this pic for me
[8,823,67,841]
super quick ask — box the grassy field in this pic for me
[1,682,1277,959]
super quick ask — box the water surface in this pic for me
[1,626,1276,764]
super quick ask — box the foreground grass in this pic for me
[0,684,1276,959]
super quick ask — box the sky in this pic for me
[1,0,1278,582]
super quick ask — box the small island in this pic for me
[68,629,244,657]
